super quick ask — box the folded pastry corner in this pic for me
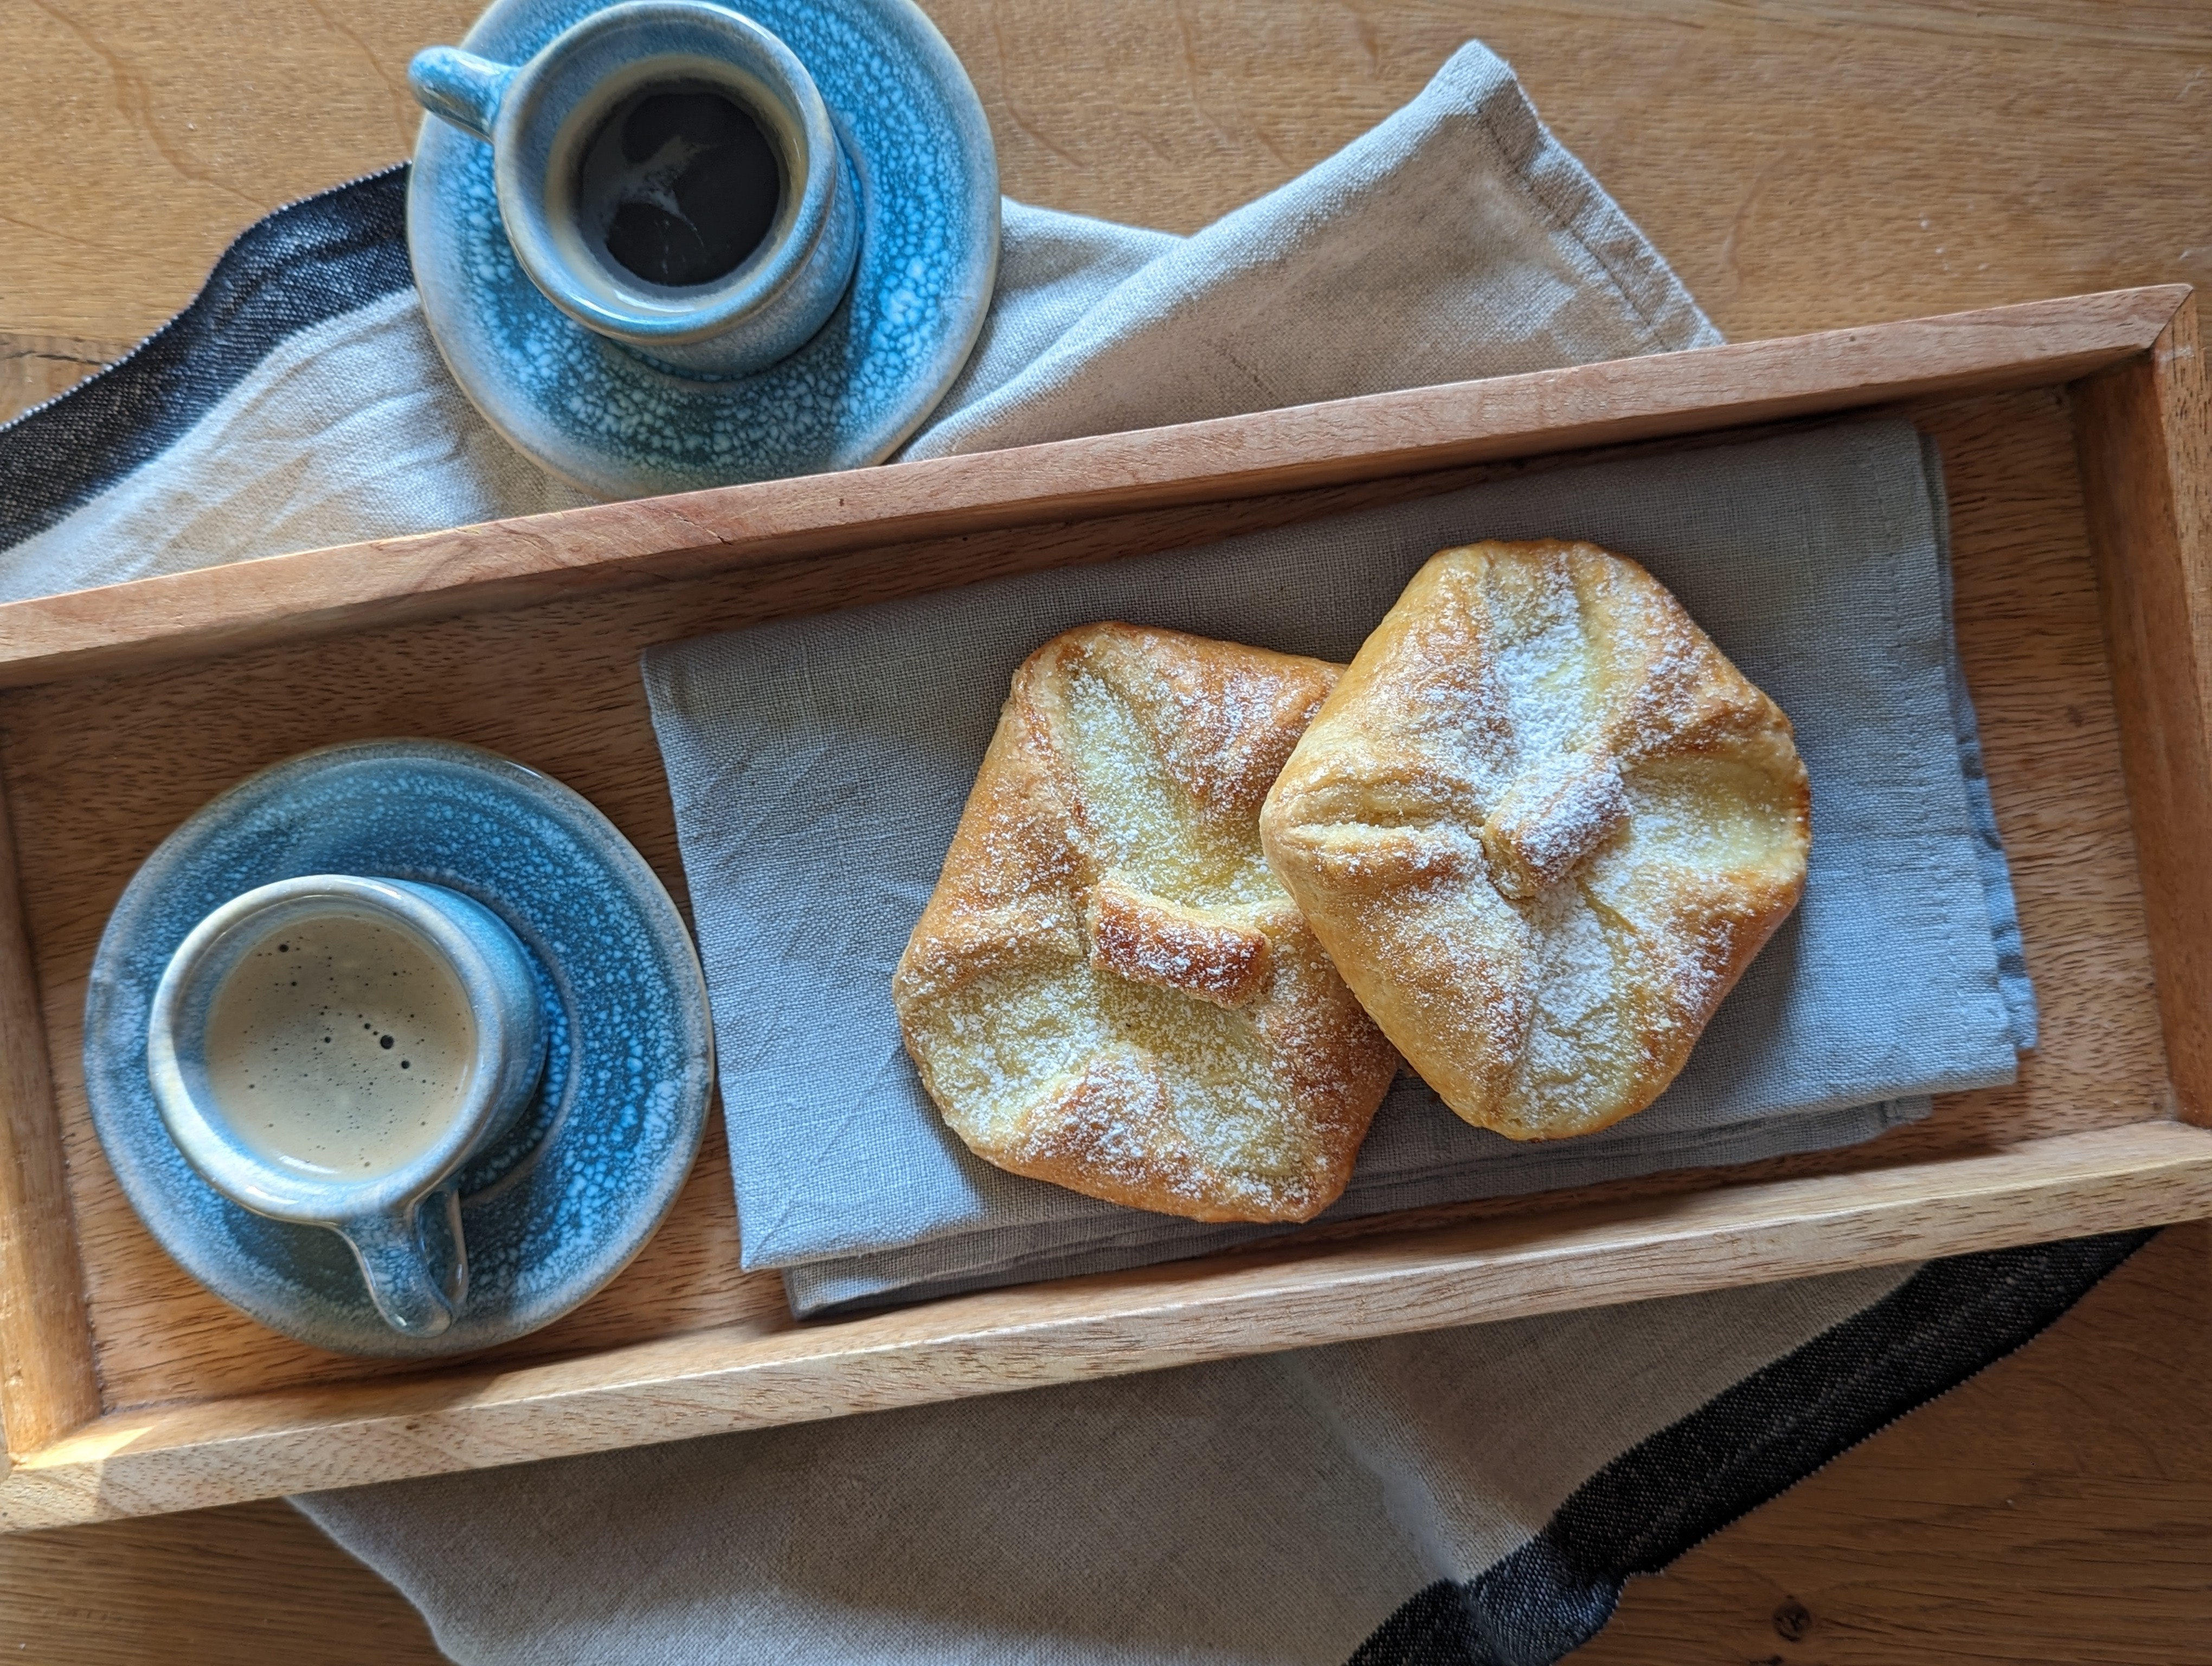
[1261,540,1811,1142]
[893,621,1400,1222]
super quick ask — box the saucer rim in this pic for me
[406,0,1001,499]
[82,738,715,1360]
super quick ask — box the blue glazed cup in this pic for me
[409,0,860,379]
[146,875,549,1338]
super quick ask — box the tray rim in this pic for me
[1,282,2206,1529]
[0,284,2187,690]
[6,1122,2210,1531]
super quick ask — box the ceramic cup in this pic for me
[146,875,549,1337]
[408,0,860,378]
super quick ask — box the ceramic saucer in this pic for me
[407,0,1000,498]
[83,740,714,1359]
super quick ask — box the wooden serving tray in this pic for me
[1,286,2208,1530]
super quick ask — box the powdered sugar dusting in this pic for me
[1264,540,1811,1140]
[895,623,1399,1222]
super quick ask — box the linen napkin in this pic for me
[645,419,2032,1314]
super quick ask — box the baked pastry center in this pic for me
[1259,540,1811,1141]
[893,623,1399,1222]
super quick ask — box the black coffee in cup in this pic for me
[577,82,783,287]
[410,0,861,376]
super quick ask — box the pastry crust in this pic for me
[1259,541,1811,1141]
[893,623,1400,1221]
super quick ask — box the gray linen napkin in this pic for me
[902,36,1720,459]
[645,420,2032,1314]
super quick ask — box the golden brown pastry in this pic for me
[893,623,1400,1222]
[1259,540,1810,1141]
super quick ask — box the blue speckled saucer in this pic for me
[83,740,714,1359]
[408,0,999,498]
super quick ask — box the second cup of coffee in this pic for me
[146,875,550,1337]
[409,0,861,377]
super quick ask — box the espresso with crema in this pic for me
[203,912,478,1177]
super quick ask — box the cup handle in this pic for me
[408,47,516,142]
[333,1191,467,1337]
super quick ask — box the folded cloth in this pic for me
[645,420,2033,1314]
[295,1236,2147,1666]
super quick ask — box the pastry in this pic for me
[893,623,1400,1222]
[1259,540,1810,1141]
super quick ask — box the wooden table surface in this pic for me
[4,1,2210,1658]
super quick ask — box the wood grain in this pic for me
[0,287,2179,688]
[1570,1217,2212,1665]
[1,1122,2208,1530]
[0,1497,443,1663]
[2074,298,2212,1125]
[7,1222,2207,1666]
[0,357,2192,1522]
[0,780,100,1460]
[0,333,132,426]
[3,1,2211,349]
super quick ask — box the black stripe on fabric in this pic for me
[1345,1228,2156,1666]
[0,165,413,553]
